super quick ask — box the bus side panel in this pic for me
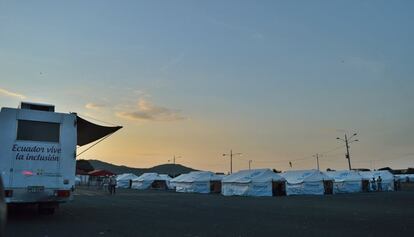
[59,113,77,193]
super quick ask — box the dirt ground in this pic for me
[6,186,414,237]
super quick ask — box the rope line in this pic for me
[76,132,117,158]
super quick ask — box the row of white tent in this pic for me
[394,174,414,183]
[115,169,397,197]
[116,173,173,189]
[223,169,394,196]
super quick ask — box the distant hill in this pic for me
[80,159,198,177]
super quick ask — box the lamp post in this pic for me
[336,133,359,170]
[313,154,322,171]
[222,150,242,174]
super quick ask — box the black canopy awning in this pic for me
[76,116,122,146]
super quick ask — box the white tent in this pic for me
[359,170,394,191]
[395,174,414,183]
[324,170,363,194]
[131,173,172,190]
[170,171,222,194]
[116,173,139,188]
[75,176,81,186]
[222,169,285,197]
[282,169,333,196]
[75,174,89,186]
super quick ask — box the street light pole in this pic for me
[222,150,242,174]
[230,150,232,173]
[337,133,358,170]
[345,134,351,170]
[313,154,321,171]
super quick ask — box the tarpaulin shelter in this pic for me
[75,115,122,187]
[76,115,122,146]
[324,170,363,194]
[282,170,334,196]
[359,170,395,191]
[132,173,172,190]
[88,169,115,177]
[87,169,115,186]
[222,169,285,197]
[170,171,223,194]
[116,173,139,188]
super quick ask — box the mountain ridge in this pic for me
[79,159,198,177]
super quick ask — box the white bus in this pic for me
[0,102,121,214]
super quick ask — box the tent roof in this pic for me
[77,115,122,146]
[222,169,284,183]
[134,173,171,182]
[88,169,115,177]
[324,170,362,182]
[158,174,172,180]
[359,170,394,180]
[282,169,333,184]
[116,173,139,181]
[171,171,222,183]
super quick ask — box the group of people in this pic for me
[102,175,117,195]
[370,176,383,191]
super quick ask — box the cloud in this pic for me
[116,98,186,122]
[85,103,106,110]
[0,87,26,99]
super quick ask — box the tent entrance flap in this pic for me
[76,115,122,146]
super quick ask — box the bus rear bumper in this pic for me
[4,188,73,204]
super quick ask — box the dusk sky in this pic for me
[1,0,413,172]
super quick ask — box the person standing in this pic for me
[103,176,110,193]
[371,177,377,191]
[377,176,383,191]
[109,176,117,195]
[394,177,401,191]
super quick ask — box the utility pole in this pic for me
[313,154,321,170]
[248,160,252,170]
[222,150,242,174]
[337,133,359,170]
[345,134,351,170]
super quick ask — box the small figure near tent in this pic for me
[377,176,382,191]
[394,177,401,191]
[360,171,395,191]
[109,176,117,195]
[371,177,377,191]
[103,175,110,192]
